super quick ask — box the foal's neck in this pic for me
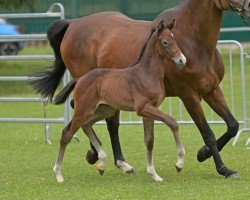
[137,33,165,76]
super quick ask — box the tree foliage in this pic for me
[0,0,36,10]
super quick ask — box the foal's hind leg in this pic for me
[53,120,81,182]
[70,98,101,165]
[138,104,185,181]
[82,124,108,175]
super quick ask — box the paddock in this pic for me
[0,2,250,199]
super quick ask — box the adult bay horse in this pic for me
[52,20,186,182]
[29,0,250,178]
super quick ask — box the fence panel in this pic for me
[0,3,71,144]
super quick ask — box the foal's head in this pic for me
[156,20,186,68]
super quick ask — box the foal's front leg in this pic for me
[138,104,185,181]
[143,117,163,182]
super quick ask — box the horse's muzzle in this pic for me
[173,53,187,68]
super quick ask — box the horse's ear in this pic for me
[157,20,165,34]
[166,19,176,30]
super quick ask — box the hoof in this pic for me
[227,172,240,179]
[98,169,105,176]
[217,165,239,178]
[125,168,136,174]
[175,165,182,173]
[197,146,211,162]
[86,150,98,165]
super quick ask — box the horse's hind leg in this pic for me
[82,124,107,175]
[143,117,163,182]
[53,120,81,182]
[197,87,239,163]
[106,111,135,174]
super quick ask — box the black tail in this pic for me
[28,19,70,101]
[54,80,77,105]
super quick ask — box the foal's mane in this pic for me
[131,28,156,67]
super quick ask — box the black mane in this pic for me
[131,28,156,67]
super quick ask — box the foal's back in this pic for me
[75,67,137,111]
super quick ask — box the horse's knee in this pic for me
[166,118,179,132]
[227,120,239,137]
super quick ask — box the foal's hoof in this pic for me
[125,168,136,174]
[175,165,182,173]
[197,146,211,162]
[86,150,98,165]
[98,169,105,176]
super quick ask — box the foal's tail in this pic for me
[28,19,70,101]
[54,80,77,105]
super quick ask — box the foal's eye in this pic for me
[161,39,169,47]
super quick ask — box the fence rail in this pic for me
[0,3,69,144]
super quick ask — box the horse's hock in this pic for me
[0,4,249,146]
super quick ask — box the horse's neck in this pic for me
[137,36,165,76]
[177,0,223,55]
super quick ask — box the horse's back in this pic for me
[60,11,153,79]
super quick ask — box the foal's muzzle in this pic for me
[173,53,187,68]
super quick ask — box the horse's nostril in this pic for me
[179,59,183,64]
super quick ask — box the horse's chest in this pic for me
[188,68,220,95]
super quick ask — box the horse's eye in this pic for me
[161,40,169,47]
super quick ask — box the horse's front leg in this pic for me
[182,94,239,178]
[197,86,239,162]
[143,117,163,182]
[106,111,135,173]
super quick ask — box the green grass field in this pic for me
[0,44,250,200]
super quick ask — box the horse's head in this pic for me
[156,20,186,69]
[214,0,250,17]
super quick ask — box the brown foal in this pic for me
[52,20,186,182]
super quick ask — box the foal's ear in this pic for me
[166,19,176,30]
[157,20,165,34]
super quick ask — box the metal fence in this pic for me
[0,3,71,144]
[0,4,249,145]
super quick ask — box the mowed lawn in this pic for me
[0,44,250,200]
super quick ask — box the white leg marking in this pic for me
[53,163,64,183]
[176,147,185,170]
[116,160,135,173]
[147,164,163,182]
